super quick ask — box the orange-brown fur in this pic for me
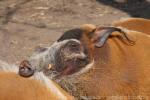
[61,23,150,99]
[113,18,150,35]
[0,72,73,100]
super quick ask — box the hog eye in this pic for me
[70,43,80,51]
[71,43,78,47]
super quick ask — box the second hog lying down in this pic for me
[19,23,150,99]
[0,60,73,100]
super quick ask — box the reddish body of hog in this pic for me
[19,19,150,99]
[55,23,150,99]
[113,18,150,34]
[0,61,74,100]
[56,23,150,99]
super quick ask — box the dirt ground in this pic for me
[0,0,150,64]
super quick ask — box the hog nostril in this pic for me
[19,67,34,77]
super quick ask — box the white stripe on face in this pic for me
[28,39,81,71]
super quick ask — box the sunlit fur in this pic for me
[113,18,150,35]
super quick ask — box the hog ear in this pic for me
[92,26,135,48]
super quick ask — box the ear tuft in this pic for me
[80,24,96,33]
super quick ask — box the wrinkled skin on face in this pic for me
[19,39,90,79]
[53,40,89,77]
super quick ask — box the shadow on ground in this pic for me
[96,0,150,19]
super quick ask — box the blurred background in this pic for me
[0,0,150,64]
